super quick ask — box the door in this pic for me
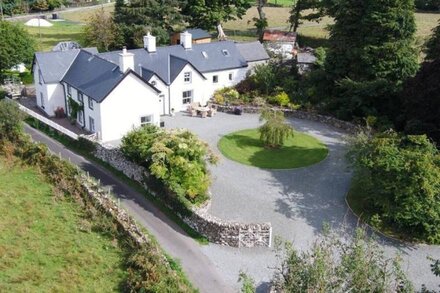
[159,94,165,115]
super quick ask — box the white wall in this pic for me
[99,74,160,143]
[169,64,207,111]
[34,63,65,117]
[147,75,168,115]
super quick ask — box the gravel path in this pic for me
[163,112,440,291]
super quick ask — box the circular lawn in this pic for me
[218,128,328,169]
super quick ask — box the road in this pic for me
[24,124,233,293]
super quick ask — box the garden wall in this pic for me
[93,143,272,248]
[214,104,362,134]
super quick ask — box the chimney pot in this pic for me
[143,32,156,53]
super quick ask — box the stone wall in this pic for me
[93,142,272,248]
[214,104,363,134]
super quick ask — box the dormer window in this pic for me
[222,49,230,56]
[202,51,208,58]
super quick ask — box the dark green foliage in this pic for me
[425,21,440,60]
[348,131,440,243]
[259,109,294,148]
[415,0,440,10]
[398,59,440,145]
[0,21,35,78]
[289,0,324,32]
[181,0,252,30]
[121,125,217,205]
[114,0,185,47]
[0,100,25,140]
[271,228,413,292]
[321,0,418,120]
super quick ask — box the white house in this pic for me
[33,31,269,143]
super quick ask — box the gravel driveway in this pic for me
[163,112,440,291]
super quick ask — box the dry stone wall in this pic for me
[214,104,362,134]
[93,142,272,248]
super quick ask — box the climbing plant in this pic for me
[68,96,83,124]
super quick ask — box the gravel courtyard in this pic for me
[162,112,440,291]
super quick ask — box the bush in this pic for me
[0,99,25,140]
[121,125,218,205]
[271,91,290,107]
[347,131,440,243]
[212,87,241,105]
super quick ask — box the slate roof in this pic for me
[297,52,317,64]
[99,40,252,84]
[35,47,98,83]
[186,28,211,40]
[236,41,270,62]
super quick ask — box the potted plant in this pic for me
[170,108,175,116]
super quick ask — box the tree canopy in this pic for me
[0,21,35,77]
[181,0,253,31]
[425,20,440,60]
[288,0,324,32]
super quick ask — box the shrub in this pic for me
[235,77,257,94]
[347,131,440,243]
[252,63,277,95]
[259,109,294,148]
[121,125,218,205]
[0,99,25,140]
[269,91,290,107]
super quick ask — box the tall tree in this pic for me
[254,0,268,42]
[322,0,418,120]
[83,8,123,52]
[288,0,324,32]
[181,0,253,31]
[425,20,440,60]
[0,21,34,78]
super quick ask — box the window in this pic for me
[78,92,84,104]
[78,110,84,125]
[222,49,230,56]
[38,70,43,85]
[88,97,94,110]
[212,75,218,83]
[89,116,95,132]
[228,73,233,81]
[67,84,72,95]
[182,90,192,104]
[140,115,153,126]
[184,72,192,83]
[40,93,45,109]
[201,51,208,58]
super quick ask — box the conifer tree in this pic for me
[425,21,440,60]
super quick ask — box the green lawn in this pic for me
[218,128,328,169]
[0,157,127,291]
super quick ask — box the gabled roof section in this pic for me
[98,40,249,84]
[236,41,270,62]
[169,55,207,84]
[34,49,80,83]
[62,50,126,102]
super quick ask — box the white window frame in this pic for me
[78,110,84,125]
[89,116,95,132]
[140,115,153,126]
[40,92,45,109]
[67,84,72,95]
[78,92,84,104]
[88,97,94,110]
[184,72,192,83]
[182,90,192,104]
[212,75,218,83]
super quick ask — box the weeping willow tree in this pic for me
[259,109,294,148]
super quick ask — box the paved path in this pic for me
[163,112,440,291]
[24,124,234,293]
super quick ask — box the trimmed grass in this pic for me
[218,128,328,169]
[0,157,127,291]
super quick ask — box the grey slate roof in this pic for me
[62,50,126,103]
[35,47,99,83]
[236,41,270,62]
[297,52,317,64]
[186,29,211,40]
[99,40,252,85]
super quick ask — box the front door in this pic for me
[159,94,166,115]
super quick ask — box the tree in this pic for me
[259,109,294,148]
[30,0,49,12]
[114,0,185,47]
[0,21,35,78]
[271,228,413,292]
[251,63,277,95]
[415,0,440,10]
[83,8,123,52]
[181,0,252,31]
[254,0,268,42]
[289,0,324,32]
[0,99,25,140]
[399,59,440,144]
[425,21,440,60]
[347,131,440,244]
[322,0,418,120]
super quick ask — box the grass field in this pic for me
[218,128,328,169]
[0,157,127,291]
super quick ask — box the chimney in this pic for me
[143,32,156,53]
[119,46,134,73]
[180,31,192,50]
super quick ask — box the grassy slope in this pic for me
[218,128,328,169]
[0,157,127,291]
